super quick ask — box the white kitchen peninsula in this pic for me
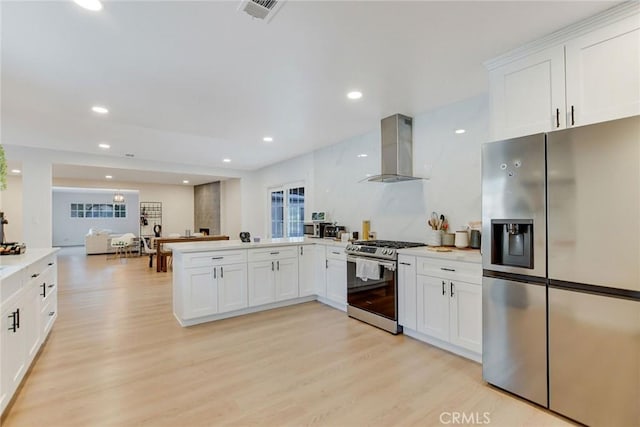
[169,238,327,326]
[0,248,59,416]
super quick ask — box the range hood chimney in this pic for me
[367,113,422,183]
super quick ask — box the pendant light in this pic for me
[113,191,125,203]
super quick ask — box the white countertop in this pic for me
[166,237,318,253]
[0,248,61,280]
[397,246,482,263]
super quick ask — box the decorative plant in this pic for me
[0,144,6,191]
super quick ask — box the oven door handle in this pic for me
[346,255,396,271]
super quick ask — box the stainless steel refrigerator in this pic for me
[481,115,640,426]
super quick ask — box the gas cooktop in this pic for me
[346,240,425,260]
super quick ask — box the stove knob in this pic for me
[389,249,396,256]
[382,249,389,255]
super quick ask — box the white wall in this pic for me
[0,175,24,243]
[240,153,315,238]
[220,178,242,239]
[242,94,488,243]
[52,188,140,246]
[53,178,195,239]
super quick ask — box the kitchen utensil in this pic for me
[440,214,445,230]
[455,230,469,248]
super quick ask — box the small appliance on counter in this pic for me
[0,242,26,255]
[239,231,251,242]
[323,225,346,239]
[304,222,332,238]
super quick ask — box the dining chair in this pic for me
[141,237,156,268]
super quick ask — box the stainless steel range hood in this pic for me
[367,114,422,183]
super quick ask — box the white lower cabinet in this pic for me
[416,275,450,342]
[448,280,482,352]
[398,255,417,330]
[297,245,315,297]
[248,249,299,306]
[217,263,248,313]
[1,299,26,410]
[313,245,327,297]
[399,253,482,361]
[183,267,219,318]
[184,263,248,318]
[247,261,276,306]
[325,247,347,306]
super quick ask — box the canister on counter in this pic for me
[362,220,370,241]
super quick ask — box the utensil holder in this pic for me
[427,229,443,247]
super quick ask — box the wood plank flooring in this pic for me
[2,248,573,426]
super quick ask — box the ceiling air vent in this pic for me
[238,0,284,22]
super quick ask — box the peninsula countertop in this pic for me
[0,248,61,280]
[165,237,316,253]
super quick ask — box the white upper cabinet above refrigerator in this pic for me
[487,3,640,141]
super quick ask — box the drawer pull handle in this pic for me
[277,260,280,271]
[442,280,446,295]
[272,261,275,271]
[332,251,340,255]
[400,262,411,266]
[450,282,455,298]
[48,262,54,266]
[49,311,55,317]
[270,251,280,255]
[220,267,224,278]
[41,283,47,297]
[48,284,55,288]
[440,267,455,272]
[211,257,224,260]
[31,273,40,278]
[213,268,217,279]
[300,247,303,255]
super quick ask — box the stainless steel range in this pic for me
[345,240,424,334]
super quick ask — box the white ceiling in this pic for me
[2,0,618,179]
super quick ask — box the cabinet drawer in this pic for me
[415,257,481,284]
[27,255,56,281]
[248,246,298,262]
[183,250,247,268]
[325,247,346,261]
[41,292,58,337]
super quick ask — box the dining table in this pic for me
[155,235,230,272]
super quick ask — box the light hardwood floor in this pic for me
[3,248,573,426]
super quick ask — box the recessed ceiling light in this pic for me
[105,175,113,179]
[182,180,190,184]
[263,136,273,142]
[98,143,110,149]
[455,129,466,134]
[223,158,231,163]
[11,169,21,174]
[357,153,368,158]
[91,105,109,114]
[347,91,363,100]
[74,0,103,11]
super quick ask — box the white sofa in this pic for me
[84,229,119,255]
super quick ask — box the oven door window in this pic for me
[347,261,397,320]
